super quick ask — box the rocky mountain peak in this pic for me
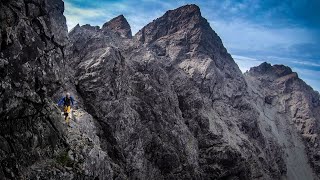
[248,62,295,78]
[81,24,100,31]
[102,14,132,38]
[134,4,245,99]
[67,25,100,52]
[165,4,201,18]
[272,64,294,76]
[135,4,210,44]
[70,23,81,32]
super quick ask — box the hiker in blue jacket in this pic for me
[57,92,75,125]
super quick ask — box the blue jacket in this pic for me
[58,96,75,106]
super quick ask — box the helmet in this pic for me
[66,92,70,97]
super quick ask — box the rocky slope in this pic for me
[245,62,320,179]
[0,0,69,179]
[1,1,319,180]
[66,4,320,180]
[0,0,120,179]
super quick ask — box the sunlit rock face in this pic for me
[1,1,319,180]
[245,62,320,179]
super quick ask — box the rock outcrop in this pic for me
[245,62,320,179]
[0,0,119,179]
[0,0,69,179]
[102,15,132,38]
[1,1,319,180]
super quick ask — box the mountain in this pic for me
[0,1,319,179]
[102,15,132,38]
[245,62,320,177]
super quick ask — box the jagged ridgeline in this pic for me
[0,0,319,179]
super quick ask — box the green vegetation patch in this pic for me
[56,151,74,167]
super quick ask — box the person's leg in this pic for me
[64,106,69,125]
[66,106,71,126]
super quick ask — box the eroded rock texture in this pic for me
[66,4,320,180]
[0,0,69,179]
[1,1,319,180]
[245,62,320,180]
[102,15,132,38]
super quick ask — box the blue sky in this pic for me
[63,0,320,92]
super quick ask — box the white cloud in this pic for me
[140,0,175,9]
[292,67,320,92]
[208,19,314,55]
[64,2,106,17]
[64,2,111,30]
[64,1,133,31]
[292,60,320,67]
[63,1,173,33]
[232,55,264,72]
[292,68,320,79]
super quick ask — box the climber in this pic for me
[57,92,75,125]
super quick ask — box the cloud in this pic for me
[208,19,314,56]
[64,2,106,17]
[64,1,114,30]
[63,0,178,32]
[232,55,264,72]
[292,67,320,92]
[287,43,320,59]
[292,61,320,67]
[199,0,320,29]
[257,56,320,72]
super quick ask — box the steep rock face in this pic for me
[0,1,128,179]
[135,5,245,99]
[1,1,319,179]
[67,4,300,180]
[68,20,199,179]
[102,15,132,38]
[0,0,69,179]
[131,5,287,179]
[245,62,320,179]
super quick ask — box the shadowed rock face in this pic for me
[0,0,69,179]
[1,2,320,180]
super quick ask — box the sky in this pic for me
[63,0,320,92]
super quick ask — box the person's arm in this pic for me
[57,97,64,106]
[70,96,75,105]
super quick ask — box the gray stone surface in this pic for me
[0,0,69,179]
[245,62,320,180]
[1,1,319,180]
